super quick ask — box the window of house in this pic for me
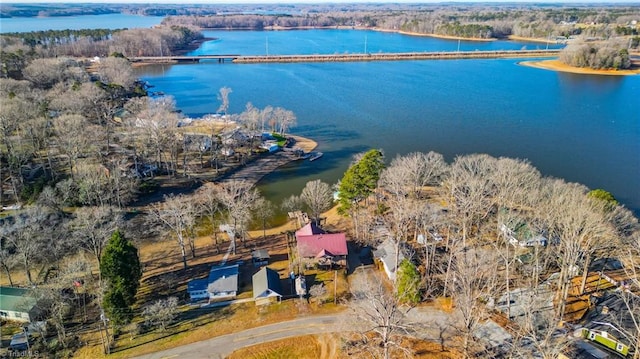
[0,311,7,317]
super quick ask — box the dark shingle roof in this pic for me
[252,267,283,299]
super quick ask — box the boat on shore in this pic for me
[309,152,324,161]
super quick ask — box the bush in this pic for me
[143,297,179,332]
[396,259,421,304]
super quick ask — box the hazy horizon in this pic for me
[4,0,640,4]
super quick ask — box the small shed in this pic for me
[252,267,283,306]
[252,249,270,267]
[295,275,307,298]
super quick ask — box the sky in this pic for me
[5,0,638,3]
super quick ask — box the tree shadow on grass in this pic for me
[112,305,234,353]
[138,261,215,304]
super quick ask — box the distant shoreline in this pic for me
[520,59,640,76]
[508,35,556,44]
[202,25,504,43]
[397,30,497,42]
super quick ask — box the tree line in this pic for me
[0,25,203,66]
[162,5,640,44]
[335,149,639,357]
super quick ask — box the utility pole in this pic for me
[100,310,111,354]
[334,270,337,305]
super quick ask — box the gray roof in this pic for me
[252,249,270,260]
[252,267,282,299]
[0,286,37,313]
[207,264,239,294]
[373,238,405,274]
[585,291,639,346]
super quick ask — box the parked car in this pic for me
[9,332,29,351]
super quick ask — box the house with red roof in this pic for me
[295,223,348,268]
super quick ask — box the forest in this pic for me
[160,5,640,42]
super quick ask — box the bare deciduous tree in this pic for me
[346,274,412,359]
[196,183,222,253]
[52,114,95,178]
[217,86,232,115]
[72,205,123,280]
[143,296,179,332]
[450,245,499,357]
[217,180,260,254]
[0,206,65,285]
[96,57,136,90]
[300,179,333,225]
[148,194,197,270]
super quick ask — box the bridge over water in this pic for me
[131,49,560,64]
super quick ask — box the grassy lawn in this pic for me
[227,334,339,359]
[74,299,345,359]
[73,225,348,359]
[271,132,287,147]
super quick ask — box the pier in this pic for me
[130,50,560,65]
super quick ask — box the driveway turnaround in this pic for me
[132,314,338,359]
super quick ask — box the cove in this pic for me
[136,30,640,216]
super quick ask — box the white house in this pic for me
[373,238,406,281]
[187,264,239,302]
[252,267,283,306]
[500,223,548,247]
[0,287,39,323]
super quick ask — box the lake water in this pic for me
[0,14,164,33]
[4,11,636,216]
[138,29,640,217]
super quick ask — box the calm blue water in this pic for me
[0,14,164,33]
[138,30,640,216]
[194,29,562,55]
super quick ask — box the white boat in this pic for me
[309,152,323,161]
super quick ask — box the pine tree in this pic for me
[100,230,141,325]
[337,149,385,214]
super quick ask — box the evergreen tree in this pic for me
[587,188,618,211]
[337,149,385,214]
[396,259,421,304]
[100,230,141,325]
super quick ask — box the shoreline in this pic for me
[200,25,503,43]
[520,59,640,76]
[129,132,317,208]
[130,37,216,68]
[217,134,317,186]
[397,30,496,42]
[508,35,555,44]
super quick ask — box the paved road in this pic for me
[132,314,337,359]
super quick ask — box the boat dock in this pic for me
[131,49,560,65]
